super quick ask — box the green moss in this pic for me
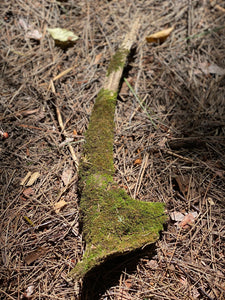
[107,47,129,76]
[69,51,167,281]
[70,177,166,279]
[79,89,117,184]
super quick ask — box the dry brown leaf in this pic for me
[179,212,198,228]
[146,259,159,269]
[22,187,34,198]
[134,158,142,165]
[124,279,132,289]
[174,175,190,195]
[170,211,198,228]
[24,247,47,265]
[146,26,174,43]
[61,168,73,186]
[93,53,102,65]
[73,129,78,136]
[20,171,32,186]
[54,199,67,213]
[26,172,40,186]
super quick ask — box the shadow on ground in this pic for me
[80,244,156,300]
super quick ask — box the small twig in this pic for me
[14,212,77,238]
[162,148,195,164]
[124,78,157,129]
[210,0,225,13]
[49,79,79,169]
[0,289,16,300]
[174,263,214,300]
[56,175,78,202]
[55,102,79,170]
[53,66,76,81]
[133,153,149,198]
[186,25,225,40]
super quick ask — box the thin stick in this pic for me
[50,77,79,170]
[56,105,79,169]
[124,78,157,129]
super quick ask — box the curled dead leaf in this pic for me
[26,172,40,186]
[146,27,174,43]
[61,168,73,186]
[54,199,67,213]
[93,53,102,65]
[178,212,198,228]
[20,172,32,186]
[23,187,34,198]
[134,158,142,165]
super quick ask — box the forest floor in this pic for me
[1,0,225,299]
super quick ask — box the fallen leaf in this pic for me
[18,18,42,40]
[174,175,190,196]
[26,172,40,186]
[170,211,185,222]
[20,172,32,186]
[134,158,142,165]
[146,26,174,43]
[146,259,159,269]
[24,247,47,265]
[54,200,67,213]
[170,211,198,228]
[158,137,167,148]
[199,62,225,76]
[124,279,132,289]
[179,212,198,228]
[73,129,78,136]
[47,28,79,42]
[93,53,102,65]
[22,285,34,299]
[23,187,34,198]
[61,168,73,186]
[26,29,42,40]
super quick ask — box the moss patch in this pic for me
[69,50,167,281]
[79,88,117,185]
[107,47,129,76]
[70,177,166,279]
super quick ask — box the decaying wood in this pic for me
[69,18,166,282]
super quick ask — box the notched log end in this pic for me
[69,179,167,280]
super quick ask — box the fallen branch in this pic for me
[69,18,167,280]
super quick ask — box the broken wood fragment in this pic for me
[69,18,167,280]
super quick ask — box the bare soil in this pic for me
[1,1,225,299]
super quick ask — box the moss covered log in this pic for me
[69,20,167,280]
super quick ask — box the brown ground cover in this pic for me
[1,0,225,299]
